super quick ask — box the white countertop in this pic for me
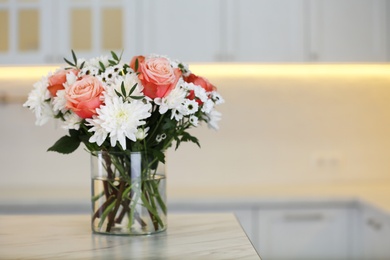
[0,213,260,260]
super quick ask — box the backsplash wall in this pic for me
[1,64,390,198]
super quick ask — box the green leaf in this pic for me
[108,59,116,66]
[69,129,79,138]
[71,49,77,65]
[129,95,144,100]
[111,51,119,61]
[47,135,81,154]
[181,132,200,148]
[99,61,105,72]
[121,81,126,96]
[114,89,122,98]
[64,58,75,67]
[151,149,165,164]
[134,58,139,72]
[79,61,85,70]
[129,83,137,95]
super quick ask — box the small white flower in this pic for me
[182,82,208,103]
[155,81,187,114]
[79,66,99,77]
[62,113,82,130]
[201,99,214,114]
[105,73,144,101]
[135,127,149,140]
[87,56,110,69]
[123,73,144,98]
[205,110,222,130]
[98,67,118,85]
[211,91,225,105]
[189,115,199,126]
[193,85,208,103]
[182,99,199,115]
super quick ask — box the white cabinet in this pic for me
[137,0,221,62]
[307,0,388,62]
[256,207,352,260]
[0,0,388,64]
[169,200,390,259]
[232,0,306,62]
[361,204,390,260]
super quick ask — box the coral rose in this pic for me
[132,56,181,99]
[48,69,78,97]
[184,73,216,92]
[65,76,104,119]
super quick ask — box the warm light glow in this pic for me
[0,65,59,81]
[189,63,390,78]
[1,64,390,83]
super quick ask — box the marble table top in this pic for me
[0,213,260,260]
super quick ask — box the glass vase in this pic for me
[90,151,167,235]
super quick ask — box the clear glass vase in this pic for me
[90,151,167,235]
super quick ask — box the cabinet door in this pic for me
[257,208,351,260]
[362,205,390,259]
[55,0,131,63]
[233,0,306,62]
[307,0,388,62]
[138,0,221,62]
[0,0,53,64]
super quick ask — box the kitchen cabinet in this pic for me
[231,0,306,62]
[1,0,388,64]
[256,207,352,260]
[306,0,388,62]
[361,204,390,259]
[170,200,390,260]
[136,0,221,62]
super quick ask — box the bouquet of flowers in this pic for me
[23,51,224,234]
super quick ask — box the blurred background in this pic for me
[1,0,390,259]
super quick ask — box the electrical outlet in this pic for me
[311,151,344,172]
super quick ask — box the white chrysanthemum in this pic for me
[205,110,222,130]
[52,89,68,114]
[61,113,82,130]
[88,96,152,149]
[23,78,53,125]
[154,83,187,114]
[86,117,108,146]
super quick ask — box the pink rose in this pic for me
[48,69,79,97]
[184,73,216,92]
[135,56,182,99]
[65,76,104,119]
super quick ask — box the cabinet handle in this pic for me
[283,213,324,222]
[367,218,382,230]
